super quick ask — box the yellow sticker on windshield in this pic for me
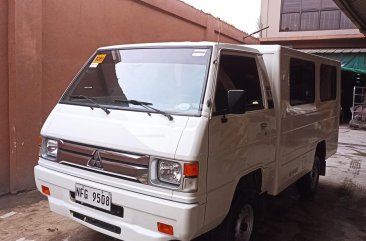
[90,54,107,68]
[93,54,107,63]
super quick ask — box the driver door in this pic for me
[205,51,274,225]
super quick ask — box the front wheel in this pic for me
[296,154,320,198]
[233,201,254,241]
[215,194,256,241]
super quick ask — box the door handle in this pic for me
[260,122,268,129]
[260,122,269,136]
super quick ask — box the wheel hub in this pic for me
[234,204,254,241]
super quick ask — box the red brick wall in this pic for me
[8,0,43,193]
[0,0,10,194]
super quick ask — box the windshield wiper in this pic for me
[114,99,173,121]
[69,95,111,115]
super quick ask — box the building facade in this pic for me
[260,0,366,122]
[260,0,365,48]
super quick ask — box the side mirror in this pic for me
[227,90,246,114]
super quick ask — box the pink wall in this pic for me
[8,0,43,192]
[0,0,10,194]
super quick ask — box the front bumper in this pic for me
[34,165,205,241]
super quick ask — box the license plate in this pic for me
[75,184,112,211]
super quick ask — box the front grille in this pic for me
[70,191,124,218]
[71,211,121,234]
[57,140,149,184]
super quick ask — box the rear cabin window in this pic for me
[289,58,315,106]
[320,64,337,101]
[214,54,263,114]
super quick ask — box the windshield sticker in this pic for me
[90,54,107,68]
[192,49,207,57]
[176,103,191,111]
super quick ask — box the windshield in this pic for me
[61,47,212,116]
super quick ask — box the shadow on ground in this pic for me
[194,179,366,241]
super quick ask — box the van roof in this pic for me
[98,42,261,55]
[249,44,340,65]
[247,45,283,53]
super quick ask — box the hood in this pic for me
[42,104,189,159]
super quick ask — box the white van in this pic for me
[35,42,340,241]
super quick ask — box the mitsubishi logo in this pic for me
[87,150,103,169]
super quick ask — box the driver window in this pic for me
[214,54,264,114]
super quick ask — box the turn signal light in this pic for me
[41,185,51,196]
[184,162,199,177]
[157,222,174,235]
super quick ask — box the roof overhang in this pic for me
[259,34,366,49]
[301,48,366,54]
[333,0,366,36]
[301,48,366,74]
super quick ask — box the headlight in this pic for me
[40,137,58,161]
[150,158,199,192]
[158,160,182,185]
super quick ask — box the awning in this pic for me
[301,48,366,74]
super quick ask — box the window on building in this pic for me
[321,0,338,9]
[289,58,315,106]
[281,13,301,31]
[320,10,340,30]
[340,12,356,29]
[302,0,321,11]
[280,0,356,31]
[320,64,337,101]
[214,54,264,114]
[283,0,301,12]
[301,11,320,30]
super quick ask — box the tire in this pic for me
[296,154,320,198]
[215,194,256,241]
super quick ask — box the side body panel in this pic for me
[254,45,340,195]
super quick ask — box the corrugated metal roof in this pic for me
[300,48,366,74]
[301,48,366,54]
